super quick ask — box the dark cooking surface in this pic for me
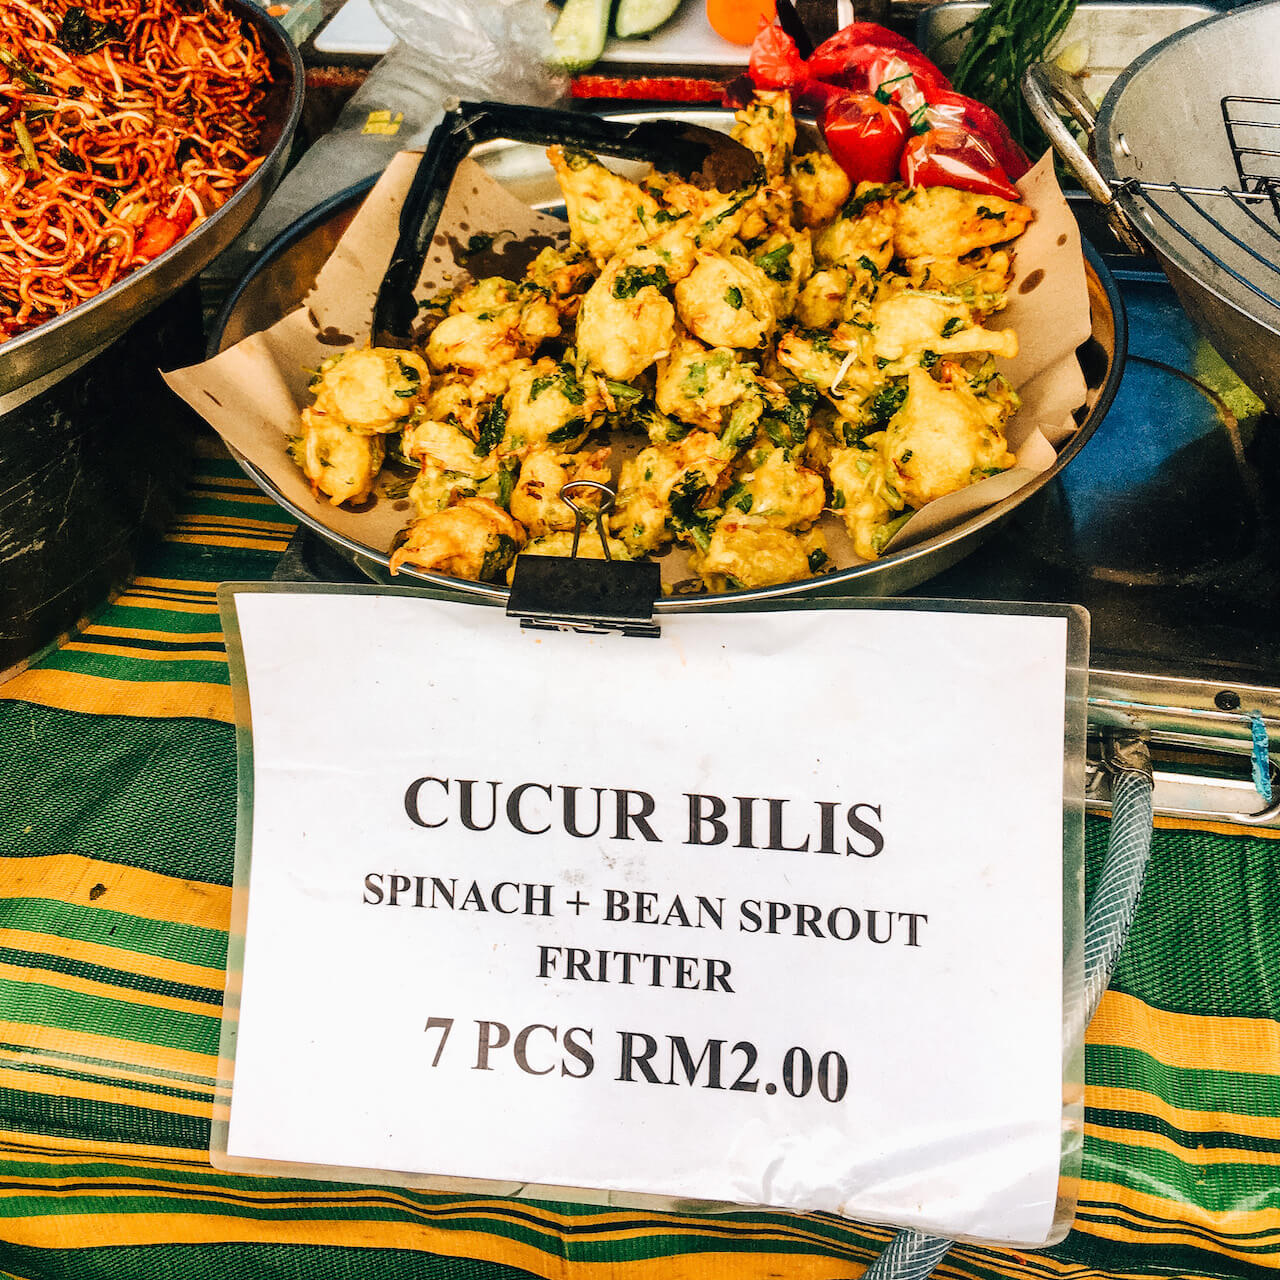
[275,259,1280,694]
[913,271,1280,688]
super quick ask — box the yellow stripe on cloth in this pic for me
[0,855,231,934]
[166,530,293,552]
[0,668,232,722]
[0,928,226,995]
[72,624,226,646]
[0,1021,219,1088]
[1085,1117,1273,1168]
[116,577,221,614]
[1073,1178,1280,1257]
[1152,813,1280,840]
[0,960,223,1024]
[1088,990,1280,1075]
[0,1061,216,1120]
[187,482,281,503]
[1088,1083,1280,1144]
[946,1246,1165,1280]
[0,1041,228,1103]
[0,1215,878,1279]
[0,1125,213,1169]
[59,638,228,665]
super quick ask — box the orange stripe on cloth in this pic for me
[0,1062,215,1120]
[1087,1083,1280,1143]
[1085,1117,1275,1168]
[0,668,232,722]
[0,928,226,994]
[1152,813,1280,840]
[0,1125,213,1169]
[58,639,228,664]
[0,1040,228,1103]
[0,855,232,934]
[114,592,221,616]
[1071,1177,1280,1256]
[0,1021,220,1089]
[0,960,223,1024]
[1087,990,1280,1076]
[0,1214,879,1280]
[166,530,292,552]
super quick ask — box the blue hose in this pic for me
[860,736,1155,1280]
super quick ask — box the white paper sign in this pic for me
[222,590,1074,1246]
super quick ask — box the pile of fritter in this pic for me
[290,90,1034,592]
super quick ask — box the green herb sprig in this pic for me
[942,0,1079,160]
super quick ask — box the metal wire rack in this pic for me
[1107,95,1280,312]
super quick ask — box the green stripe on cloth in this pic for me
[73,607,224,635]
[0,1243,532,1280]
[1088,1045,1280,1119]
[1103,830,1280,1022]
[0,1084,212,1152]
[0,709,237,885]
[0,899,227,971]
[1085,1104,1280,1156]
[1082,1130,1280,1215]
[0,1054,216,1109]
[0,979,221,1057]
[26,651,230,686]
[0,945,220,1007]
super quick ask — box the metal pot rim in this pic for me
[0,0,305,397]
[1093,0,1280,336]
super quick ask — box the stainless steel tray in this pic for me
[211,108,1126,607]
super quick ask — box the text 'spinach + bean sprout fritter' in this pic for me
[0,0,272,342]
[291,90,1033,593]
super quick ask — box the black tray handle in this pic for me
[372,100,762,348]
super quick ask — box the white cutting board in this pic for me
[313,0,749,64]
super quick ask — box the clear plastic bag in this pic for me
[226,0,563,270]
[371,0,564,107]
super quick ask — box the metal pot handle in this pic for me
[1022,63,1147,255]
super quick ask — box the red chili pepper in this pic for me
[750,19,1028,200]
[807,35,950,99]
[134,201,195,260]
[752,23,946,129]
[899,126,1021,200]
[899,89,1029,199]
[808,21,923,61]
[822,92,910,184]
[927,89,1030,180]
[748,23,809,91]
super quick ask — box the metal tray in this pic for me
[211,108,1127,607]
[0,0,305,398]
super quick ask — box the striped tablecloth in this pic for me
[1,437,1277,1280]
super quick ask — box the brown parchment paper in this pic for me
[164,149,1092,576]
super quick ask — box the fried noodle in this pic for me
[0,0,272,341]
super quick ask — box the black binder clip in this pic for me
[506,481,661,639]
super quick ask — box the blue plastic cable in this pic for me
[1249,712,1272,803]
[860,737,1155,1280]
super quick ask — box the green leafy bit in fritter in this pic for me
[479,533,519,581]
[612,265,671,300]
[754,241,795,282]
[475,400,507,456]
[668,474,718,550]
[760,382,819,450]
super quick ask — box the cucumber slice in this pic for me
[552,0,616,71]
[613,0,683,39]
